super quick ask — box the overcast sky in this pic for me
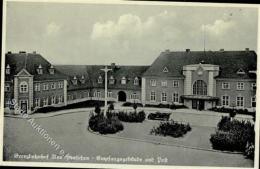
[5,1,258,65]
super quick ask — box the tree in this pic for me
[133,101,137,113]
[95,104,101,115]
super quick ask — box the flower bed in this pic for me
[150,120,191,138]
[210,116,255,159]
[116,110,146,123]
[148,112,170,121]
[88,114,124,134]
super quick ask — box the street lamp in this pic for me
[100,66,112,117]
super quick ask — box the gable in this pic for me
[16,68,32,77]
[163,66,169,73]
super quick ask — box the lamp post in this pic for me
[101,66,112,117]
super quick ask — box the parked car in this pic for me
[148,112,170,121]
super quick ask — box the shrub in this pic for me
[244,142,255,160]
[148,112,170,121]
[117,110,146,123]
[145,103,187,109]
[122,102,143,107]
[150,120,191,138]
[209,107,255,117]
[88,114,123,134]
[210,116,255,157]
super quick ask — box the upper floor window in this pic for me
[193,80,207,95]
[5,83,10,92]
[51,83,56,89]
[150,79,156,87]
[58,82,64,89]
[34,83,40,91]
[43,83,49,91]
[134,77,139,85]
[5,64,10,75]
[237,82,244,90]
[98,76,103,84]
[121,77,126,85]
[173,80,179,88]
[80,75,85,84]
[163,67,169,73]
[72,76,78,85]
[20,81,28,93]
[222,82,230,89]
[109,76,115,84]
[161,80,167,87]
[251,83,256,90]
[49,65,55,74]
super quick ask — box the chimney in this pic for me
[245,48,249,51]
[7,51,12,54]
[219,49,224,52]
[165,49,170,53]
[111,63,116,69]
[186,49,190,52]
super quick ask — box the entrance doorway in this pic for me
[118,91,126,102]
[20,100,28,114]
[192,100,205,110]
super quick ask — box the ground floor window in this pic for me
[172,92,179,103]
[130,93,138,100]
[150,91,156,101]
[84,91,89,98]
[161,92,167,102]
[236,96,244,107]
[95,91,101,98]
[108,91,112,98]
[58,95,63,103]
[251,96,256,108]
[43,98,48,106]
[51,96,56,105]
[35,98,40,107]
[222,95,229,106]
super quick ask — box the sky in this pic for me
[5,1,258,65]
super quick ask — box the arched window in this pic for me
[193,80,207,95]
[20,81,28,93]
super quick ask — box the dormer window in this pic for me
[80,75,85,84]
[98,75,103,84]
[121,76,126,85]
[134,77,139,85]
[163,66,169,73]
[49,65,55,75]
[72,76,77,85]
[5,64,10,75]
[37,64,43,75]
[237,68,245,75]
[109,76,115,84]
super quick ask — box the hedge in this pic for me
[145,103,187,109]
[108,111,146,123]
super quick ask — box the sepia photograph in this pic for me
[1,0,259,168]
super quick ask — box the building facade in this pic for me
[4,49,257,114]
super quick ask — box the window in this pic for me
[251,96,256,108]
[193,80,207,95]
[173,80,179,87]
[58,82,63,89]
[130,93,138,100]
[43,83,49,90]
[35,83,40,91]
[6,65,10,74]
[161,92,167,102]
[5,83,10,92]
[58,96,63,103]
[134,77,139,85]
[20,81,28,93]
[237,82,244,90]
[68,95,73,101]
[35,98,40,107]
[163,67,169,72]
[98,76,103,84]
[37,65,43,75]
[237,68,245,75]
[222,82,230,89]
[43,98,48,106]
[172,93,179,103]
[95,91,101,98]
[108,91,112,98]
[51,96,56,105]
[222,95,229,106]
[251,83,256,90]
[236,96,244,107]
[51,83,56,89]
[150,91,156,101]
[161,80,167,87]
[109,76,115,84]
[84,91,89,98]
[121,77,126,84]
[150,79,156,86]
[49,65,54,74]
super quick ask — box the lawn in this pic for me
[3,110,254,167]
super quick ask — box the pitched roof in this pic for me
[143,50,257,79]
[55,65,149,90]
[5,52,68,81]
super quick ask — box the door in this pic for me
[198,100,205,110]
[21,100,27,114]
[192,100,197,109]
[118,91,126,102]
